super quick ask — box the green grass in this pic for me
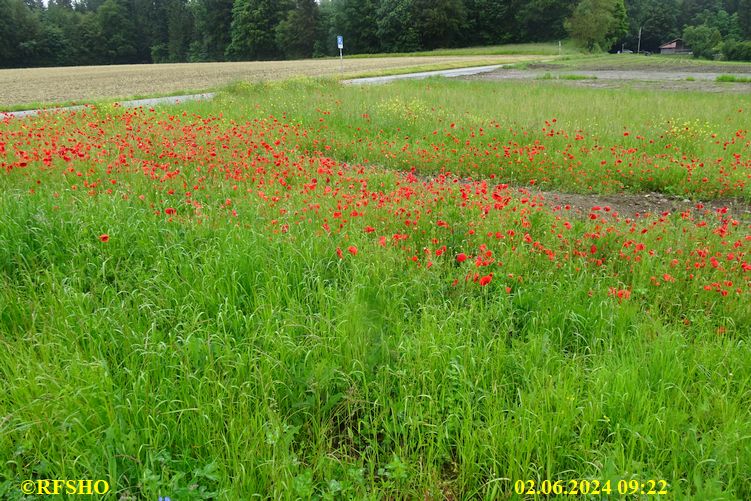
[536,72,597,80]
[346,42,578,58]
[716,74,751,83]
[1,77,750,499]
[216,77,750,200]
[558,73,597,80]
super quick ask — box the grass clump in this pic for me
[558,73,597,80]
[536,72,597,80]
[716,74,751,83]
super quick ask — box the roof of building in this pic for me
[659,39,683,49]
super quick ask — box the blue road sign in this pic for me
[337,36,344,49]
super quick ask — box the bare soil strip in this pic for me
[533,189,751,221]
[464,60,751,93]
[0,55,539,109]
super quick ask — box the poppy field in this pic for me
[1,78,750,499]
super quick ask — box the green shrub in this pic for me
[683,24,722,59]
[716,74,751,82]
[721,39,751,61]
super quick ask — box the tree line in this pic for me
[1,0,750,68]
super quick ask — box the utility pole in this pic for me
[637,26,643,54]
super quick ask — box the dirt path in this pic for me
[530,188,751,220]
[464,65,751,93]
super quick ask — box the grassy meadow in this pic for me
[1,75,750,499]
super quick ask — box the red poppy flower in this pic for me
[99,234,109,243]
[348,245,358,256]
[456,253,468,263]
[165,207,176,215]
[479,274,492,286]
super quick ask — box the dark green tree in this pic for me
[411,0,466,49]
[130,0,169,63]
[695,8,741,38]
[152,0,195,63]
[463,0,515,45]
[226,0,287,60]
[0,0,42,67]
[34,9,73,66]
[624,0,677,52]
[683,23,722,58]
[96,0,137,63]
[330,0,381,53]
[275,0,317,59]
[566,0,628,51]
[376,0,420,52]
[677,0,721,28]
[78,0,107,11]
[721,38,751,59]
[165,0,194,62]
[72,11,106,64]
[517,0,578,41]
[739,0,751,37]
[189,0,233,61]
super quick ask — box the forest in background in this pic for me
[0,0,750,68]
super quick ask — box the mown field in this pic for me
[1,74,750,500]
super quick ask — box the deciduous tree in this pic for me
[683,23,722,58]
[566,0,628,51]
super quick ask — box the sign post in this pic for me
[337,35,344,72]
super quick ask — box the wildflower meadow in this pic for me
[1,77,749,499]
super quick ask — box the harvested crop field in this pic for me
[0,55,540,109]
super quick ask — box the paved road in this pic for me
[341,64,507,84]
[2,92,215,119]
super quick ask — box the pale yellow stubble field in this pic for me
[0,55,542,109]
